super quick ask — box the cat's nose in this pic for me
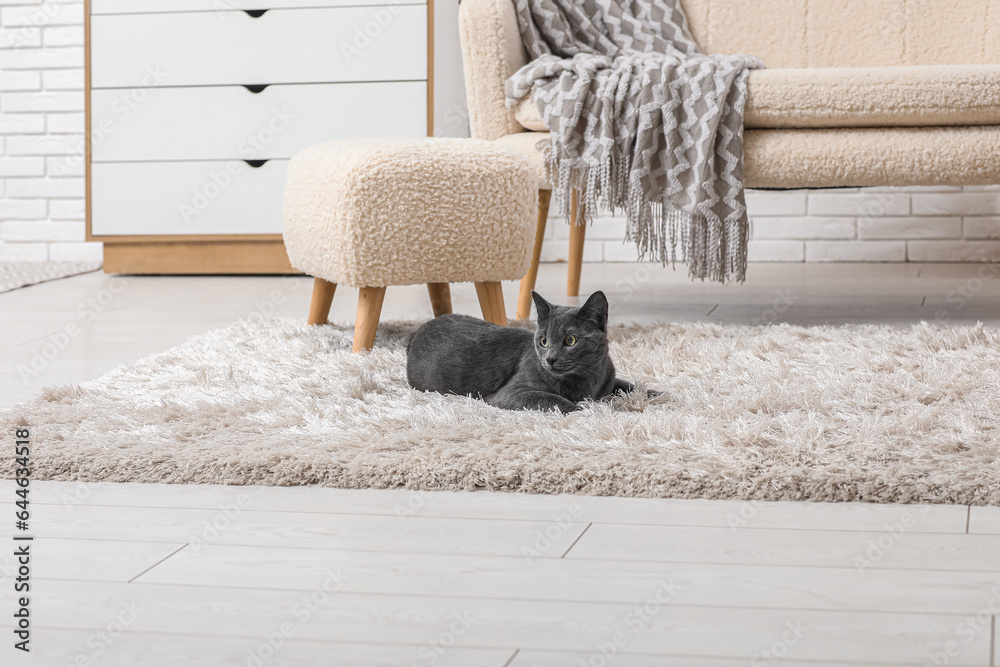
[545,354,558,365]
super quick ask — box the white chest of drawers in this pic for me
[85,0,433,273]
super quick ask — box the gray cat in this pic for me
[406,291,635,413]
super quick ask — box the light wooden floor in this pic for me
[2,262,999,666]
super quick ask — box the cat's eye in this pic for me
[539,336,548,348]
[565,335,578,346]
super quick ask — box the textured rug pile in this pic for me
[3,318,999,504]
[0,261,102,293]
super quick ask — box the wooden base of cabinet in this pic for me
[101,240,300,275]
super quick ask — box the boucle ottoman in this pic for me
[282,138,538,352]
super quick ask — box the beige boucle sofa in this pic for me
[459,0,1000,319]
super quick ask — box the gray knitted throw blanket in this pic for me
[506,0,763,282]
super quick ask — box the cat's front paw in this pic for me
[612,378,635,396]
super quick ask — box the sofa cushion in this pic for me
[679,0,1000,69]
[743,126,1000,188]
[498,126,1000,190]
[495,132,552,189]
[515,65,1000,131]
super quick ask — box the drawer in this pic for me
[90,6,427,88]
[91,81,426,162]
[91,0,420,13]
[91,160,288,236]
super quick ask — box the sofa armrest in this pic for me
[459,0,530,140]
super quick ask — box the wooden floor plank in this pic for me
[968,506,1000,534]
[13,628,513,667]
[508,652,928,667]
[135,542,1000,616]
[0,503,588,559]
[2,580,990,665]
[565,522,1000,572]
[0,538,186,584]
[0,480,970,533]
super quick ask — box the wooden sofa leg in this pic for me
[475,281,507,327]
[353,286,386,352]
[568,189,586,297]
[427,283,453,317]
[517,189,551,320]
[307,277,337,325]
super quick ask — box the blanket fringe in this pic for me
[544,146,748,284]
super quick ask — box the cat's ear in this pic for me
[579,291,609,330]
[531,291,552,323]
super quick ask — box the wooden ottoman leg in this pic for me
[307,278,337,325]
[427,283,453,317]
[567,189,587,298]
[517,189,551,320]
[353,286,386,352]
[476,281,507,327]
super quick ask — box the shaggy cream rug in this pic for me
[3,318,999,504]
[0,261,102,293]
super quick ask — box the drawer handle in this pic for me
[243,84,270,94]
[244,9,269,17]
[244,160,269,168]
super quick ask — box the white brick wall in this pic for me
[1,1,999,264]
[0,0,95,262]
[538,185,1000,264]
